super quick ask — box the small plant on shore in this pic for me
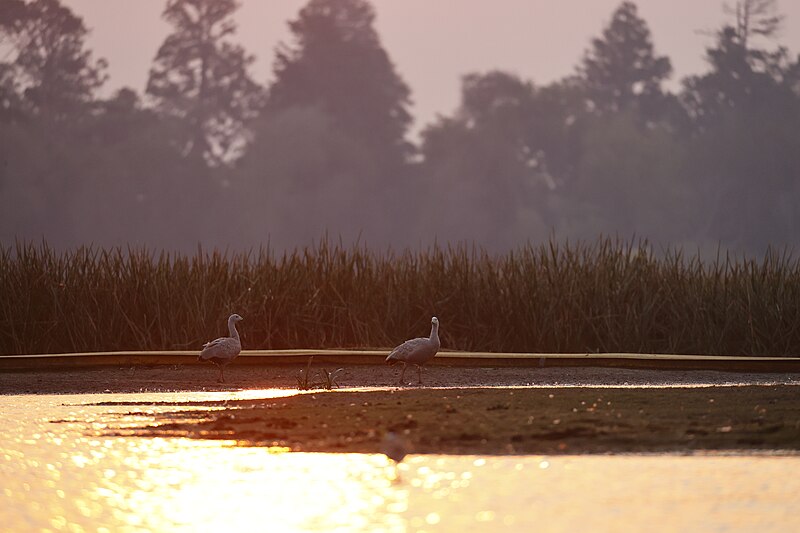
[296,356,344,390]
[317,367,344,390]
[297,357,315,391]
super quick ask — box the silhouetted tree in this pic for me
[147,0,262,164]
[520,78,588,189]
[557,111,693,242]
[449,72,587,182]
[0,0,107,120]
[235,0,416,249]
[680,1,800,253]
[266,0,413,164]
[419,72,551,246]
[0,1,26,120]
[0,64,25,121]
[578,1,672,122]
[69,88,224,249]
[725,0,783,49]
[0,0,110,247]
[0,83,233,250]
[236,105,385,249]
[543,2,701,245]
[682,15,796,127]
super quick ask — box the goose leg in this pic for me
[417,365,422,385]
[217,365,225,383]
[399,363,407,385]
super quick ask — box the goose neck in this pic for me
[228,317,240,340]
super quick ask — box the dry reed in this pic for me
[2,238,799,356]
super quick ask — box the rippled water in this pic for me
[2,390,799,532]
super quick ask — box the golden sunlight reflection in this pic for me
[195,388,304,402]
[93,442,411,532]
[2,393,800,531]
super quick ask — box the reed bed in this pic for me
[2,238,800,356]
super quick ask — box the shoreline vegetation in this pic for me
[2,237,800,357]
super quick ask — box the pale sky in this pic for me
[65,0,800,132]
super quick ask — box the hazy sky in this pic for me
[65,0,800,132]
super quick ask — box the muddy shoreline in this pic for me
[4,365,800,455]
[93,385,800,455]
[2,363,799,395]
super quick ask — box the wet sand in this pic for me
[3,363,797,455]
[88,384,800,455]
[2,363,798,395]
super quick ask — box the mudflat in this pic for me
[4,364,798,455]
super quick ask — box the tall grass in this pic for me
[1,238,799,356]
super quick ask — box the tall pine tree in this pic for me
[679,1,800,253]
[0,0,107,121]
[578,1,672,121]
[266,0,413,165]
[147,0,262,164]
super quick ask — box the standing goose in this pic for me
[386,316,440,385]
[198,314,243,383]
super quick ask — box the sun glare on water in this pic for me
[1,392,412,531]
[2,391,800,532]
[85,441,408,532]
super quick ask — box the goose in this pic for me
[382,431,408,464]
[198,314,243,383]
[381,431,409,482]
[386,316,440,385]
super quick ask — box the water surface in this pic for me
[1,390,798,532]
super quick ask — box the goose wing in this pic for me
[199,336,241,362]
[386,337,433,364]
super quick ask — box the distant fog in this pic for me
[2,0,799,258]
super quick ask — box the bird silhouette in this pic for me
[386,316,440,385]
[198,314,243,383]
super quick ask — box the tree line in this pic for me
[1,0,798,255]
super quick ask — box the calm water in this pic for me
[1,390,799,532]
